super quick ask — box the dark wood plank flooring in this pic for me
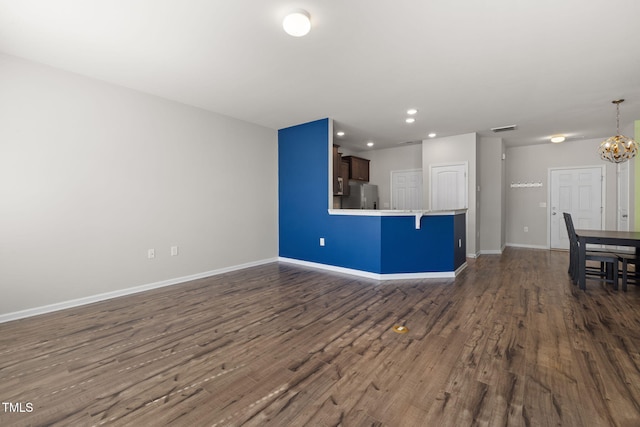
[1,248,640,426]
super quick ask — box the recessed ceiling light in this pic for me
[550,135,566,143]
[367,141,374,147]
[283,10,311,37]
[428,133,437,138]
[336,131,345,137]
[407,108,418,115]
[405,117,415,124]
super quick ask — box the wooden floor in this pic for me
[1,248,640,426]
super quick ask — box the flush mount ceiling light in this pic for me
[405,117,415,124]
[407,108,418,115]
[336,131,345,137]
[598,99,638,163]
[283,9,311,37]
[428,133,437,138]
[367,141,374,147]
[550,135,566,143]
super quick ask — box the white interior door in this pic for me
[550,167,603,249]
[391,170,423,210]
[430,163,467,210]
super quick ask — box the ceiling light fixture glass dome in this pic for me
[283,10,311,37]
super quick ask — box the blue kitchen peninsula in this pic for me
[279,118,467,279]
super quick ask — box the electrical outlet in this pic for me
[147,249,155,259]
[524,226,529,233]
[319,238,325,247]
[171,246,179,256]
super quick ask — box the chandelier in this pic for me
[598,99,638,163]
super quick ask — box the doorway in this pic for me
[391,169,423,210]
[549,166,604,249]
[430,163,468,210]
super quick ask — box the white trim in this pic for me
[328,119,335,209]
[454,262,468,276]
[478,249,503,255]
[617,162,630,231]
[279,257,461,280]
[505,243,548,250]
[0,258,278,324]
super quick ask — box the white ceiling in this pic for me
[1,0,639,150]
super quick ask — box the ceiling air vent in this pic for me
[491,125,517,133]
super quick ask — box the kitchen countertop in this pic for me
[328,208,467,229]
[328,208,467,216]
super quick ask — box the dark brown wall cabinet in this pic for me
[343,156,370,182]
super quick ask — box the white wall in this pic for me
[505,138,618,248]
[0,54,278,318]
[501,140,507,249]
[364,143,422,209]
[423,133,478,257]
[478,137,504,254]
[634,120,639,231]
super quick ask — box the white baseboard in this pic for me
[478,249,503,255]
[0,257,278,324]
[454,262,468,276]
[505,243,548,250]
[278,257,459,280]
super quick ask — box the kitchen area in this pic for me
[280,119,467,279]
[332,145,379,209]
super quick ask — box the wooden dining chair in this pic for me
[563,212,619,288]
[618,253,637,291]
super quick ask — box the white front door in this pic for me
[430,163,467,210]
[391,169,423,210]
[550,167,603,249]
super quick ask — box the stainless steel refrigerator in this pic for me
[342,182,379,209]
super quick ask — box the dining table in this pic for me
[574,229,640,290]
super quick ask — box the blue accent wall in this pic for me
[278,118,464,275]
[381,215,454,273]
